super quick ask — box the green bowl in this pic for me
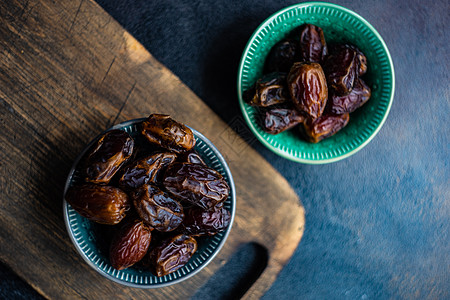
[63,118,235,288]
[237,2,395,164]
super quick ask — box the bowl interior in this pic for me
[238,2,394,163]
[64,119,235,288]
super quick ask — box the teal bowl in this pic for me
[63,118,235,288]
[237,2,395,164]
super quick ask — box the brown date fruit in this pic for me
[163,163,230,210]
[324,44,359,95]
[328,78,371,114]
[177,150,206,165]
[354,47,368,76]
[243,85,256,104]
[343,44,368,76]
[297,24,328,63]
[118,152,177,190]
[65,184,129,225]
[246,72,289,107]
[265,39,299,73]
[148,234,197,277]
[132,184,184,232]
[264,107,305,134]
[84,129,134,184]
[287,62,328,119]
[109,219,152,270]
[178,206,231,236]
[141,114,195,153]
[303,113,350,143]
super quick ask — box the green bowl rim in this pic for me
[237,1,395,164]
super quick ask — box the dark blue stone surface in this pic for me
[2,0,448,298]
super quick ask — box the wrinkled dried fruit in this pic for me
[329,78,371,114]
[303,113,350,143]
[84,129,134,184]
[178,150,206,165]
[251,25,371,142]
[354,47,367,76]
[179,206,231,236]
[343,44,368,76]
[109,219,152,270]
[246,72,289,107]
[132,184,184,232]
[297,24,328,63]
[65,184,129,225]
[324,44,359,95]
[264,107,305,134]
[265,39,299,73]
[118,152,177,189]
[287,62,328,119]
[149,234,197,277]
[141,114,195,153]
[163,163,230,210]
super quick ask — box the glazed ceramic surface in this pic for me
[238,2,395,163]
[63,118,235,288]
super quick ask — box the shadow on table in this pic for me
[192,242,268,300]
[0,262,44,300]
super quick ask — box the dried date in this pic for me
[354,47,368,76]
[297,24,328,63]
[287,62,328,119]
[246,72,289,107]
[141,114,195,153]
[177,150,206,165]
[343,44,368,76]
[109,219,152,270]
[324,44,359,95]
[148,234,197,277]
[265,39,299,73]
[163,163,230,210]
[132,184,184,232]
[178,206,231,236]
[118,152,177,190]
[264,107,305,134]
[84,129,134,184]
[303,113,350,143]
[65,184,129,225]
[328,78,371,114]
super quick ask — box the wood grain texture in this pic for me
[0,0,304,299]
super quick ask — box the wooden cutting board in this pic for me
[0,0,304,299]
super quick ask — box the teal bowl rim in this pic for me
[237,1,395,164]
[63,118,236,288]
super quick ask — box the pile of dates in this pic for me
[244,24,371,143]
[65,114,231,276]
